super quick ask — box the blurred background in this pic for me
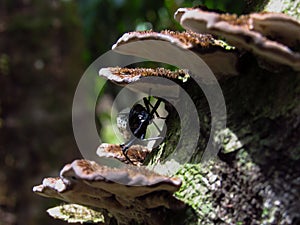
[0,0,249,224]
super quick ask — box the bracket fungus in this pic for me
[99,66,186,98]
[99,67,188,85]
[175,7,300,71]
[97,143,151,166]
[33,159,185,225]
[112,30,239,78]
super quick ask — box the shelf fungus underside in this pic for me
[175,7,300,71]
[112,30,239,78]
[33,159,185,225]
[99,67,188,85]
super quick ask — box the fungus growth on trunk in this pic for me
[33,4,300,225]
[33,159,185,225]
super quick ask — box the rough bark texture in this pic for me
[166,64,300,225]
[147,8,300,225]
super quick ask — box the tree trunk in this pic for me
[147,2,300,225]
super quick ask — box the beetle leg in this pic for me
[120,137,138,164]
[143,96,167,120]
[120,145,134,164]
[152,120,164,133]
[149,98,162,118]
[143,97,151,113]
[141,136,164,142]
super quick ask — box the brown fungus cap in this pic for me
[99,66,183,97]
[251,12,300,47]
[112,30,239,78]
[113,30,219,49]
[97,143,151,166]
[175,7,300,71]
[33,160,184,224]
[99,67,187,85]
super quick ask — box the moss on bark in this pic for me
[147,16,300,225]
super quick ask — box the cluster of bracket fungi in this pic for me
[33,6,300,225]
[33,159,184,225]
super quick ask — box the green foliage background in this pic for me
[76,0,254,62]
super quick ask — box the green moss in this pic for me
[215,39,236,50]
[175,162,220,225]
[265,0,300,20]
[47,204,105,224]
[216,128,243,154]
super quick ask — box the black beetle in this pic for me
[119,96,165,163]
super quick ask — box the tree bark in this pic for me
[146,2,300,224]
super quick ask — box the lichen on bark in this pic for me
[149,56,300,224]
[145,1,300,223]
[265,0,300,20]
